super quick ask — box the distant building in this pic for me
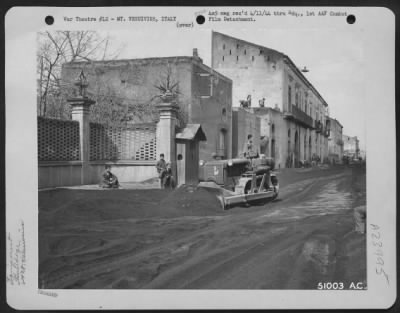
[62,50,233,162]
[328,118,344,164]
[212,31,330,168]
[343,135,360,159]
[250,107,286,168]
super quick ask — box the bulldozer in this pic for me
[198,154,279,210]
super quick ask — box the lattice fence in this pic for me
[38,116,80,161]
[89,123,157,161]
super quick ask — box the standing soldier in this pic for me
[156,153,167,188]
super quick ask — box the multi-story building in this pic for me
[328,117,344,164]
[61,49,233,162]
[343,135,360,159]
[211,31,330,168]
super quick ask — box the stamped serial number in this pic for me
[317,282,365,290]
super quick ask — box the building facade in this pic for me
[343,135,360,159]
[211,31,330,168]
[232,107,261,158]
[328,117,344,164]
[62,50,233,162]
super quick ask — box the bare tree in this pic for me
[37,31,123,119]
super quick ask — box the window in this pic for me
[236,55,239,61]
[237,44,239,49]
[244,49,246,55]
[259,50,263,55]
[252,56,255,61]
[223,44,225,50]
[198,73,213,97]
[222,56,224,61]
[229,49,231,55]
[288,86,292,106]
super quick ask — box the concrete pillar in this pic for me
[156,93,178,178]
[67,96,95,184]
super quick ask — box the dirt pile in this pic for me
[159,185,225,216]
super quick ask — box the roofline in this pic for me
[342,134,359,140]
[64,56,195,65]
[282,56,328,107]
[63,55,233,83]
[328,117,343,128]
[212,30,329,107]
[212,30,284,57]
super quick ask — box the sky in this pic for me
[100,27,365,149]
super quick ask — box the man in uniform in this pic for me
[99,165,120,188]
[156,153,167,188]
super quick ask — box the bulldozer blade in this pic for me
[220,190,276,210]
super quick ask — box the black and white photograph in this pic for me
[5,6,396,310]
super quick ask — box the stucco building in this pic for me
[61,50,233,162]
[211,31,330,168]
[343,134,360,159]
[327,117,344,164]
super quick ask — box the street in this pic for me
[39,165,366,289]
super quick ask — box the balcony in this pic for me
[315,120,323,133]
[283,104,314,129]
[324,120,331,137]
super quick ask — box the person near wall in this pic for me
[99,165,120,188]
[245,134,259,159]
[156,153,167,188]
[161,162,175,189]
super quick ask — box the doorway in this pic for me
[294,130,299,167]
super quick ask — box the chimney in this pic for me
[192,48,203,63]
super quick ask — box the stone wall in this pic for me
[62,56,233,162]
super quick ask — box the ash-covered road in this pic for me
[39,165,366,289]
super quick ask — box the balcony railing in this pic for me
[324,120,331,137]
[283,104,314,129]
